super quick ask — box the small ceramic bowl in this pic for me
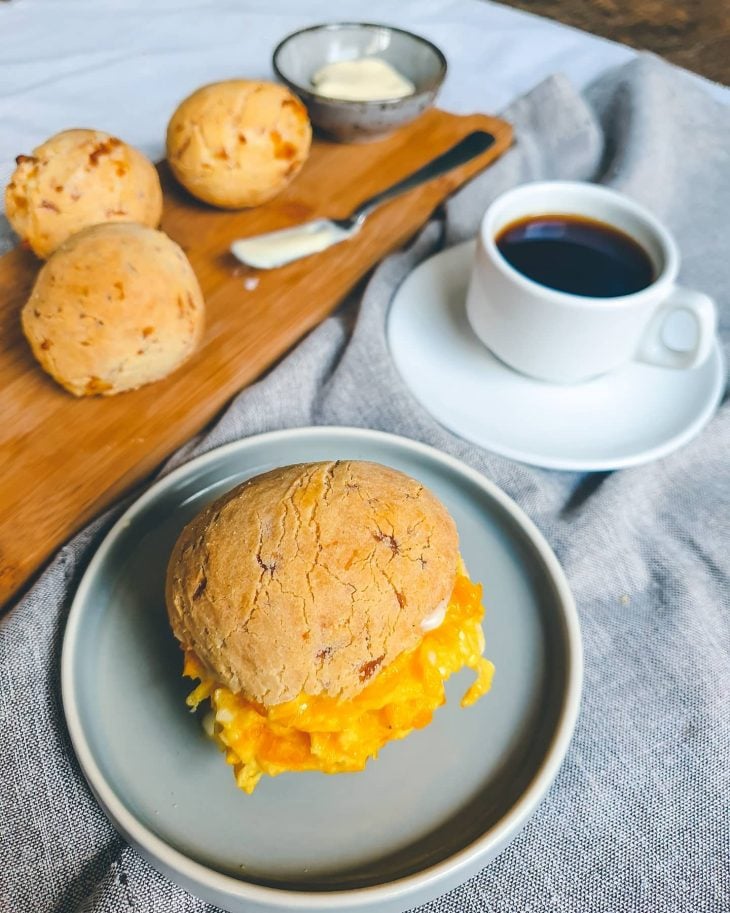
[272,22,447,143]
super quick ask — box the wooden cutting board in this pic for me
[0,108,512,608]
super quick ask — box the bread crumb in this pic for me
[620,594,630,605]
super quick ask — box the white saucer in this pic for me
[388,241,726,471]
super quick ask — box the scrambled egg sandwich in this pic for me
[166,460,494,793]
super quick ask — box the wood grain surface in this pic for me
[500,0,729,85]
[0,108,512,608]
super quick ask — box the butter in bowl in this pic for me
[272,22,447,142]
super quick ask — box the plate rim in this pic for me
[61,425,583,910]
[388,241,726,472]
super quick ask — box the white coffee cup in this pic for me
[465,181,717,384]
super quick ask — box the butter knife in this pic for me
[230,130,495,270]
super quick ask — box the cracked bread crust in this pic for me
[21,222,204,396]
[5,129,162,259]
[166,460,459,707]
[166,80,311,209]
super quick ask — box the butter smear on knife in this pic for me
[231,220,350,270]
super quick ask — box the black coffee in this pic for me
[496,214,655,298]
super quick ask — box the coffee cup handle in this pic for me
[637,285,717,370]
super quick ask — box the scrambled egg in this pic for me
[184,572,494,793]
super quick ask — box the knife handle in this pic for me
[350,130,495,226]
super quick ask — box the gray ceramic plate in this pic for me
[62,427,581,913]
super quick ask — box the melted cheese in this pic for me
[184,572,494,793]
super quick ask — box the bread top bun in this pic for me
[21,222,204,396]
[5,129,162,259]
[166,79,311,209]
[166,460,459,707]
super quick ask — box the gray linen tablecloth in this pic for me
[1,53,728,913]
